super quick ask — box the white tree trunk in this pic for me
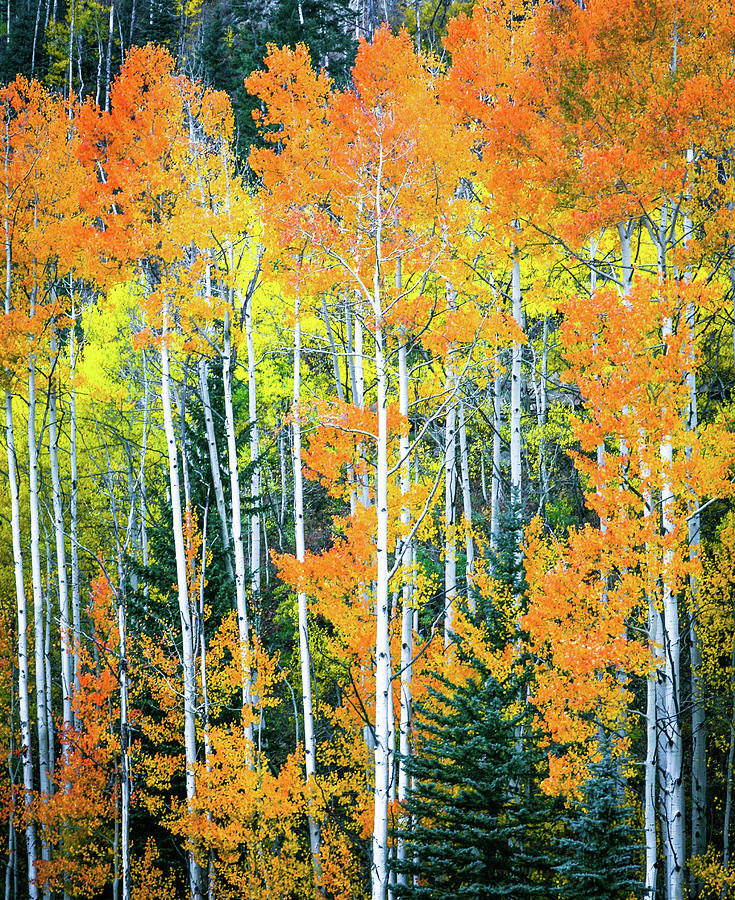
[69,315,81,709]
[643,463,659,900]
[160,317,203,900]
[48,346,73,749]
[28,349,52,890]
[510,246,522,512]
[656,201,684,900]
[443,367,457,647]
[371,154,392,900]
[457,401,474,603]
[222,307,254,744]
[5,391,38,899]
[684,169,706,886]
[490,367,501,552]
[322,296,345,402]
[292,291,321,880]
[396,329,412,886]
[197,357,233,580]
[244,287,261,598]
[660,320,685,900]
[198,503,215,900]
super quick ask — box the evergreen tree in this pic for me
[392,655,557,899]
[489,501,527,602]
[555,747,643,900]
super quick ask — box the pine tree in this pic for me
[392,654,556,899]
[555,747,643,900]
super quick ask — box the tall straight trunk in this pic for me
[683,165,706,890]
[160,317,203,900]
[457,401,474,602]
[67,0,75,98]
[510,245,522,513]
[343,298,358,516]
[69,305,81,704]
[292,291,321,881]
[222,308,254,744]
[177,361,192,513]
[643,467,659,900]
[4,206,37,896]
[657,204,685,900]
[353,295,369,509]
[531,316,549,517]
[28,348,51,888]
[490,366,501,552]
[244,287,261,598]
[617,220,657,894]
[140,349,149,600]
[197,357,233,580]
[443,365,457,647]
[371,152,392,900]
[43,530,54,790]
[5,393,38,899]
[48,347,73,750]
[104,0,114,112]
[660,336,685,900]
[396,323,413,885]
[278,424,287,528]
[118,585,130,900]
[5,681,15,900]
[321,297,345,402]
[103,432,132,900]
[723,645,735,878]
[198,504,215,900]
[31,0,41,75]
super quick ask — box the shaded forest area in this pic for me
[1,1,735,900]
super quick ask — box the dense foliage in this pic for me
[0,1,733,900]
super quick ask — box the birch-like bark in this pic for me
[490,366,501,552]
[510,245,522,515]
[160,314,203,900]
[43,529,54,792]
[197,357,233,580]
[657,205,685,900]
[396,321,413,884]
[443,357,457,646]
[683,158,706,885]
[5,392,38,899]
[28,345,52,888]
[48,343,73,752]
[103,0,114,112]
[140,349,149,601]
[371,147,392,900]
[322,296,345,402]
[457,401,474,604]
[353,294,369,509]
[642,459,659,900]
[69,303,81,703]
[4,201,37,896]
[244,286,261,598]
[198,502,215,900]
[293,290,321,880]
[222,307,254,744]
[118,581,130,900]
[101,428,132,900]
[177,360,192,513]
[530,316,549,517]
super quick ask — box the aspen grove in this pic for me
[2,1,735,898]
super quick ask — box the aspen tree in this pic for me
[0,80,38,900]
[161,305,204,900]
[292,285,321,878]
[197,356,234,579]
